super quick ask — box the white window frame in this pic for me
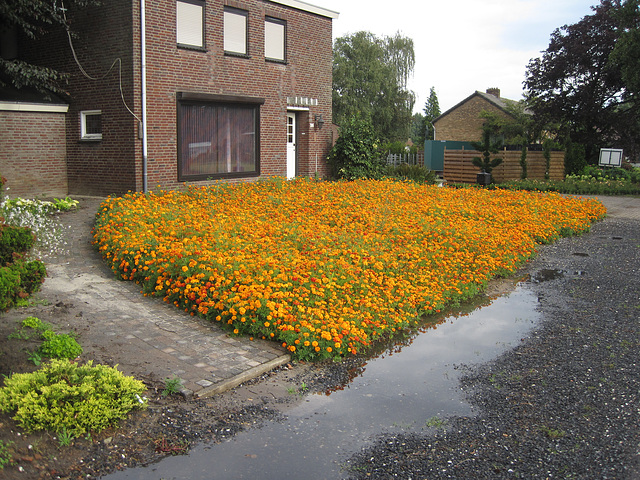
[265,17,286,62]
[224,7,248,56]
[80,110,102,140]
[177,0,205,49]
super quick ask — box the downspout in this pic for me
[141,0,149,193]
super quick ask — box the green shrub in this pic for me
[0,224,35,265]
[0,266,21,310]
[0,359,147,438]
[0,439,13,469]
[328,115,385,180]
[10,258,46,295]
[39,330,83,359]
[384,164,436,184]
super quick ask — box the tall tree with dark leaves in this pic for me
[0,0,97,95]
[423,86,440,141]
[333,31,415,142]
[524,0,639,164]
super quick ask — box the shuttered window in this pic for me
[224,7,248,55]
[265,17,286,62]
[177,0,204,48]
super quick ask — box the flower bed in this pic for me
[93,179,606,360]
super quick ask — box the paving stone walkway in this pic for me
[40,196,289,398]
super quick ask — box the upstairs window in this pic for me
[265,17,286,62]
[177,0,204,49]
[224,7,248,56]
[80,110,102,141]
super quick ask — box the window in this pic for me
[265,17,286,62]
[177,0,204,49]
[224,7,248,56]
[80,110,102,140]
[177,93,263,180]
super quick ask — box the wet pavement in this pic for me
[37,194,640,398]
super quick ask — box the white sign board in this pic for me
[599,148,623,167]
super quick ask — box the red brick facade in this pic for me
[0,109,68,198]
[10,0,336,196]
[433,90,515,142]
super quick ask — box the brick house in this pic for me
[433,88,517,142]
[426,88,565,183]
[0,0,338,197]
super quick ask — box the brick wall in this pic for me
[0,110,68,198]
[16,0,334,196]
[434,94,513,142]
[138,0,335,190]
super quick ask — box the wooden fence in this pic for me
[443,147,565,184]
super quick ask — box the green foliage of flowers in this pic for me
[499,164,640,195]
[499,175,640,196]
[383,164,436,184]
[0,439,14,469]
[0,359,147,438]
[39,330,83,360]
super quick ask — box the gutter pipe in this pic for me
[141,0,148,193]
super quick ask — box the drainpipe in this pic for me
[141,0,149,193]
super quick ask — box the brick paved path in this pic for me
[40,197,289,397]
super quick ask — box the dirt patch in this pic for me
[0,297,371,479]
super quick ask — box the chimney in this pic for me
[486,88,500,98]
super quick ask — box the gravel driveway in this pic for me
[346,197,640,479]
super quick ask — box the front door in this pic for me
[286,112,296,179]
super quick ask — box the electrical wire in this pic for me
[59,0,141,123]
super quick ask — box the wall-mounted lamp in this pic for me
[315,114,324,130]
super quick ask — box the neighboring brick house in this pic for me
[426,88,565,183]
[1,0,338,197]
[433,88,517,142]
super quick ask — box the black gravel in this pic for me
[345,217,640,479]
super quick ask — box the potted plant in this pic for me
[471,122,503,185]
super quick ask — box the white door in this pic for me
[286,113,296,179]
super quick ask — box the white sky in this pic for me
[319,0,597,114]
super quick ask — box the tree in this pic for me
[411,112,425,147]
[333,31,415,142]
[524,0,640,165]
[0,0,97,95]
[422,86,441,141]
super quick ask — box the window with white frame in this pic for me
[80,110,102,140]
[265,17,286,62]
[177,0,204,49]
[224,7,248,56]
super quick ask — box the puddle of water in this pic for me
[103,286,540,480]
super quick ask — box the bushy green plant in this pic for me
[0,359,147,438]
[383,164,436,184]
[39,330,83,359]
[328,115,385,180]
[0,224,35,265]
[0,258,46,311]
[0,266,21,310]
[0,439,14,469]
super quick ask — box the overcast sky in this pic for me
[319,0,598,114]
